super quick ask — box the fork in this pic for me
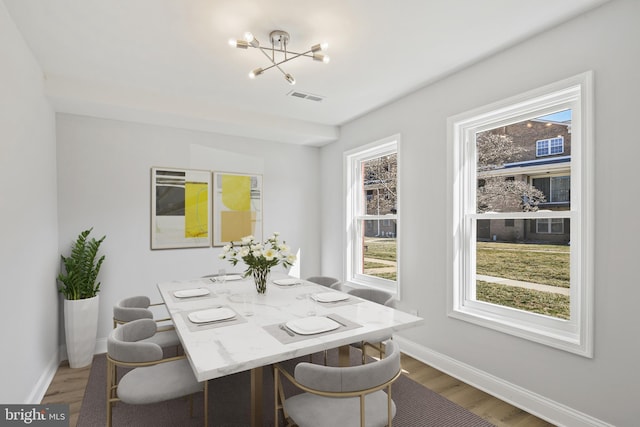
[279,324,295,336]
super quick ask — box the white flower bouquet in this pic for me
[219,232,296,293]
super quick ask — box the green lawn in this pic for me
[360,239,570,319]
[477,281,570,319]
[363,238,397,280]
[476,242,570,319]
[364,238,397,261]
[477,242,570,288]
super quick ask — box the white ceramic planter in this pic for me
[64,295,99,368]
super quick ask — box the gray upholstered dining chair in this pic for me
[274,340,401,427]
[347,288,394,306]
[112,295,181,350]
[107,319,208,427]
[347,288,395,363]
[306,276,342,289]
[106,319,208,427]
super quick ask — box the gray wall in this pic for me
[320,0,638,425]
[56,114,322,347]
[0,2,59,403]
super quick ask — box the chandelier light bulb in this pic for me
[230,39,248,49]
[313,53,330,63]
[311,42,329,53]
[249,68,264,79]
[284,73,296,85]
[243,31,259,47]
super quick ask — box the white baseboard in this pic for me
[394,336,613,427]
[27,351,60,404]
[33,338,108,405]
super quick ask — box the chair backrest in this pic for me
[113,296,153,323]
[329,282,345,291]
[107,318,164,363]
[294,340,400,393]
[306,276,341,288]
[347,288,393,306]
[384,298,398,309]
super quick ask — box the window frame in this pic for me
[344,135,400,294]
[532,174,571,204]
[536,136,565,156]
[447,72,594,357]
[536,218,565,234]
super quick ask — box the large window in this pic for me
[447,72,594,356]
[345,136,399,293]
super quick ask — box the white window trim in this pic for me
[536,136,565,157]
[344,135,400,295]
[446,72,594,357]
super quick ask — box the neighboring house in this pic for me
[477,116,571,244]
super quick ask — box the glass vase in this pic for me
[252,268,270,294]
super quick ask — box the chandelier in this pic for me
[229,30,329,85]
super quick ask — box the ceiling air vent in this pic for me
[287,90,325,102]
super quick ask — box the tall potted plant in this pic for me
[57,228,106,368]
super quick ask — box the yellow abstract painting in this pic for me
[185,182,209,238]
[213,172,262,246]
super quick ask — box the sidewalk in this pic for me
[476,274,569,296]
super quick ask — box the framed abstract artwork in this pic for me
[213,172,263,246]
[151,167,211,249]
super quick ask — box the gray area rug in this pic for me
[78,350,495,426]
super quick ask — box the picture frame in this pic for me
[213,172,263,246]
[151,167,211,249]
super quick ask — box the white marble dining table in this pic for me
[157,272,423,426]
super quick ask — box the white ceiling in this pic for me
[4,0,609,145]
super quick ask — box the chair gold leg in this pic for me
[388,384,393,427]
[274,365,291,424]
[106,359,115,427]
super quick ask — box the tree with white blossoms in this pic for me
[476,132,546,213]
[219,232,296,293]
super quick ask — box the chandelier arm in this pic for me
[248,46,309,56]
[268,49,313,67]
[257,47,289,78]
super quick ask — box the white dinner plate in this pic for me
[174,288,210,298]
[285,316,340,335]
[273,278,301,286]
[312,292,349,303]
[188,307,235,323]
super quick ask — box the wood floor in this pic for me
[41,352,554,427]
